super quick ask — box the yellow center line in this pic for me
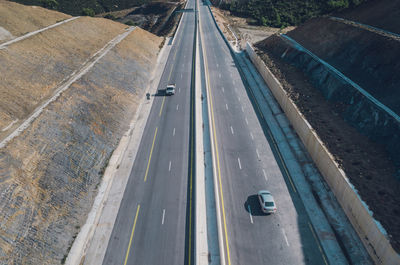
[159,97,166,117]
[144,127,158,182]
[123,204,141,265]
[201,20,232,265]
[308,222,329,265]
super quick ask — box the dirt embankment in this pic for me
[336,0,400,35]
[0,0,70,43]
[0,16,126,139]
[286,17,400,117]
[100,1,185,37]
[0,3,162,264]
[255,32,400,252]
[209,5,292,49]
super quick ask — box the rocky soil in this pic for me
[0,0,70,43]
[255,33,400,253]
[0,16,126,139]
[100,1,185,37]
[0,2,162,263]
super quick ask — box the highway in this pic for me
[198,1,330,265]
[102,0,196,263]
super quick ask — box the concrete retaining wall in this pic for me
[246,42,400,265]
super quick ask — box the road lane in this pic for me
[199,1,328,264]
[102,0,196,263]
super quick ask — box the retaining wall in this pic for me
[246,42,400,265]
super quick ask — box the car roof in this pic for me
[258,190,274,202]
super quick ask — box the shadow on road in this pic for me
[244,194,268,216]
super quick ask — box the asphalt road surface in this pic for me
[102,0,196,263]
[199,1,329,265]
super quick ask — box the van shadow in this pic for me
[244,194,267,216]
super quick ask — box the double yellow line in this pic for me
[199,11,232,265]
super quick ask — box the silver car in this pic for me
[258,190,277,214]
[166,84,176,95]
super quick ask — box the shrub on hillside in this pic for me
[223,0,369,27]
[82,7,95,16]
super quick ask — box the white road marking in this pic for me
[225,103,228,110]
[217,63,219,68]
[230,126,234,135]
[162,209,166,225]
[256,149,260,159]
[173,128,176,136]
[248,205,254,224]
[169,161,172,171]
[282,228,290,246]
[241,106,244,113]
[245,117,249,125]
[238,157,242,169]
[222,87,225,93]
[250,132,254,140]
[262,169,267,182]
[176,104,179,110]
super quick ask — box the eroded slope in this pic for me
[0,13,162,265]
[0,16,127,139]
[0,0,70,43]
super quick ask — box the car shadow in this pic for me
[244,194,267,216]
[153,91,167,97]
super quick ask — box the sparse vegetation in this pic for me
[11,0,150,16]
[82,7,95,16]
[219,0,369,27]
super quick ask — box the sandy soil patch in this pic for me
[0,17,126,137]
[0,0,70,43]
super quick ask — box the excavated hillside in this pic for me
[0,2,162,264]
[0,0,71,43]
[254,1,400,252]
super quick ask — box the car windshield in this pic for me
[265,201,274,207]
